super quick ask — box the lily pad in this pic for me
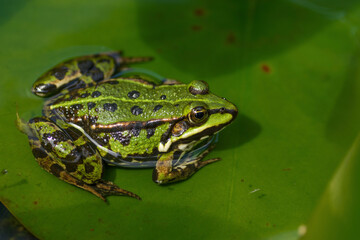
[0,0,359,239]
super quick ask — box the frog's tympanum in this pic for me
[17,51,237,201]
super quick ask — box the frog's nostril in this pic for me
[219,107,226,113]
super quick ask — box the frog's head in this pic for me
[159,80,238,152]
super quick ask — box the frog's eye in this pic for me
[189,106,209,125]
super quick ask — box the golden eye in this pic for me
[189,106,209,124]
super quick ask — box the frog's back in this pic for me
[47,78,192,122]
[44,78,194,166]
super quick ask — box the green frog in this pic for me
[16,51,238,201]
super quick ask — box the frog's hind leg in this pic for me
[152,145,221,184]
[32,51,153,97]
[18,115,141,200]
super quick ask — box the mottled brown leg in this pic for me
[17,114,141,201]
[29,132,141,201]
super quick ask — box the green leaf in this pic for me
[301,134,360,240]
[0,0,359,239]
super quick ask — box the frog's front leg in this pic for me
[152,146,220,184]
[32,51,153,97]
[16,115,140,200]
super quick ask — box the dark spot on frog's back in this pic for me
[103,103,118,112]
[81,92,90,98]
[160,95,166,100]
[91,91,101,98]
[78,60,94,74]
[131,106,143,116]
[153,105,163,112]
[52,66,68,80]
[87,102,96,110]
[127,90,140,99]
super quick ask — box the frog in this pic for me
[16,51,238,201]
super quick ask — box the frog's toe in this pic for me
[94,180,141,200]
[198,157,221,168]
[15,112,32,135]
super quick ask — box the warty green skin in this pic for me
[16,51,238,201]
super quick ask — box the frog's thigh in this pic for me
[32,52,119,97]
[28,117,102,183]
[152,150,221,184]
[32,51,153,97]
[27,117,103,187]
[32,144,106,200]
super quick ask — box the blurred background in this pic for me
[0,0,359,239]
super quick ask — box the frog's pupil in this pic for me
[195,112,204,119]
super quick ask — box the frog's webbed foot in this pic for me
[34,155,140,201]
[35,157,140,201]
[32,51,153,97]
[152,145,221,184]
[20,116,140,201]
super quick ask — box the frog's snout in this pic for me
[218,101,238,123]
[227,104,238,120]
[32,83,57,97]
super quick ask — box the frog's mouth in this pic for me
[158,108,237,153]
[173,133,219,165]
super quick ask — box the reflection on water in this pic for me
[0,202,36,240]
